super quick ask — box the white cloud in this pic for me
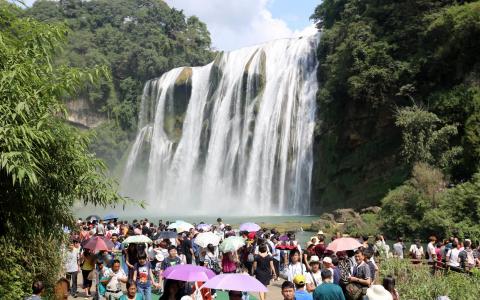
[165,0,315,51]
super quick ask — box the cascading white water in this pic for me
[121,34,319,215]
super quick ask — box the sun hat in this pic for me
[309,256,320,264]
[293,274,306,285]
[322,256,332,264]
[317,230,324,235]
[365,285,394,300]
[247,232,256,240]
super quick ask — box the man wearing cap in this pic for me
[313,269,345,300]
[322,257,340,285]
[293,274,313,300]
[305,256,322,292]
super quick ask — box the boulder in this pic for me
[332,208,360,223]
[310,218,336,232]
[360,206,382,214]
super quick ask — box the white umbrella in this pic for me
[122,235,152,245]
[194,232,221,247]
[168,221,194,233]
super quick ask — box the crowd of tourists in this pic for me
[25,217,480,300]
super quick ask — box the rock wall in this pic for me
[65,98,106,129]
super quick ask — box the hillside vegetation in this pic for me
[26,0,214,167]
[311,0,480,238]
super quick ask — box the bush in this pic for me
[0,236,65,299]
[379,259,480,300]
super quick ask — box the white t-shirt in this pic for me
[447,248,461,267]
[409,244,424,259]
[104,268,127,291]
[427,242,436,262]
[304,270,322,287]
[286,262,305,281]
[96,223,105,235]
[64,248,79,273]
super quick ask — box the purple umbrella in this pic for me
[204,274,268,292]
[239,222,261,232]
[278,235,289,242]
[163,264,215,282]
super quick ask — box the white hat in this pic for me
[322,257,332,264]
[365,285,393,300]
[309,256,320,264]
[155,252,164,262]
[317,230,324,235]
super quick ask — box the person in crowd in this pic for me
[156,245,182,277]
[25,281,45,300]
[322,256,340,285]
[314,234,327,259]
[119,280,143,300]
[392,237,405,259]
[409,239,424,262]
[349,249,371,288]
[160,279,186,300]
[293,274,313,300]
[427,236,437,265]
[337,251,354,293]
[382,276,399,300]
[374,235,390,259]
[312,269,345,300]
[182,232,195,264]
[252,244,276,300]
[228,290,243,300]
[97,219,106,236]
[285,249,306,281]
[270,236,281,278]
[80,249,95,297]
[204,244,222,275]
[54,278,70,300]
[64,240,79,297]
[126,243,139,280]
[446,241,461,270]
[281,281,295,300]
[133,253,157,300]
[104,259,128,300]
[363,250,377,284]
[459,239,476,271]
[473,242,480,267]
[222,251,238,274]
[97,260,110,298]
[305,255,322,292]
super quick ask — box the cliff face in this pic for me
[310,101,408,213]
[65,99,106,129]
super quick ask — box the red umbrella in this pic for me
[326,237,362,252]
[83,236,113,252]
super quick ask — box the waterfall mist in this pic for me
[121,34,319,215]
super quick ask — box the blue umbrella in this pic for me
[104,213,119,220]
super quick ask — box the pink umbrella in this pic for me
[326,237,362,252]
[83,236,112,252]
[204,274,268,292]
[163,264,215,282]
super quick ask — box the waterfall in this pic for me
[121,34,319,215]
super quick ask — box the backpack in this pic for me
[345,283,367,300]
[466,250,475,268]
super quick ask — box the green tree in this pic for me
[0,2,127,297]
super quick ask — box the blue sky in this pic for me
[16,0,320,50]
